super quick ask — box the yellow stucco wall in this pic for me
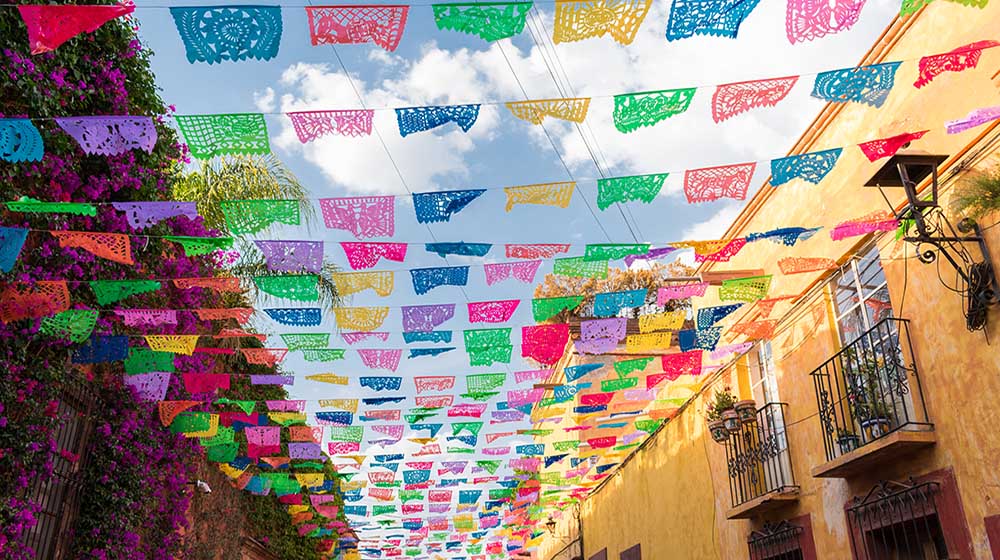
[575,2,1000,558]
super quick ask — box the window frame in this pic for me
[828,243,893,345]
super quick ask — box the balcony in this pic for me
[725,402,799,519]
[810,318,935,478]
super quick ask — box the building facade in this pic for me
[535,3,1000,559]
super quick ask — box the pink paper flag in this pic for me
[711,77,798,123]
[785,0,865,44]
[358,349,403,371]
[521,323,570,365]
[657,282,709,304]
[684,163,756,203]
[288,110,374,142]
[483,260,542,285]
[340,242,407,270]
[320,196,394,239]
[18,4,135,54]
[468,300,520,323]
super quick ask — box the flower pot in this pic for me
[861,417,893,439]
[708,420,729,444]
[722,409,741,434]
[734,400,757,423]
[837,433,860,455]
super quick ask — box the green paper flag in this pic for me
[447,447,476,454]
[165,236,234,256]
[221,199,300,235]
[300,348,346,362]
[206,442,238,462]
[466,372,506,393]
[90,279,162,306]
[613,88,696,133]
[125,348,175,375]
[719,275,772,302]
[464,328,513,366]
[200,425,235,447]
[583,243,650,261]
[432,1,532,41]
[280,333,330,350]
[476,460,501,474]
[553,256,607,278]
[596,173,668,210]
[531,296,584,322]
[254,275,319,301]
[552,440,580,452]
[452,421,484,435]
[614,356,655,378]
[399,490,424,503]
[40,309,97,343]
[460,391,499,401]
[373,505,397,516]
[519,429,552,436]
[635,419,663,434]
[601,377,638,392]
[170,411,212,434]
[175,113,270,159]
[6,197,96,216]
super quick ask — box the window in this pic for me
[620,544,641,560]
[748,521,805,560]
[589,550,608,560]
[847,480,952,560]
[750,341,779,404]
[829,244,893,344]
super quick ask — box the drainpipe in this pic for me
[577,503,584,560]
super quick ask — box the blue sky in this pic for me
[134,0,900,550]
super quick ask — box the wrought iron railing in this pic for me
[725,402,797,508]
[847,479,945,559]
[20,374,102,559]
[810,318,932,463]
[747,520,804,560]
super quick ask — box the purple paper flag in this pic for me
[112,201,198,231]
[255,240,323,274]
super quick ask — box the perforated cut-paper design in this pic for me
[432,1,532,40]
[522,323,570,365]
[858,130,928,162]
[333,306,389,331]
[396,105,481,136]
[696,304,741,329]
[579,318,627,352]
[170,6,281,64]
[411,266,470,295]
[915,41,999,88]
[0,227,28,273]
[253,275,319,301]
[504,181,575,211]
[341,242,406,269]
[778,257,838,274]
[677,327,722,352]
[221,199,300,234]
[242,348,289,367]
[623,247,676,268]
[507,98,591,125]
[584,243,650,261]
[112,202,198,231]
[638,310,685,332]
[625,331,672,353]
[172,277,239,293]
[358,349,403,371]
[1,281,71,323]
[719,275,771,302]
[613,89,695,133]
[253,240,322,274]
[415,376,456,393]
[506,243,570,259]
[661,350,703,380]
[280,333,330,350]
[424,242,491,258]
[596,173,668,210]
[331,271,394,297]
[593,289,647,317]
[468,300,520,323]
[464,328,513,366]
[786,0,865,44]
[306,5,409,51]
[159,400,199,427]
[341,332,388,345]
[124,372,171,403]
[166,235,235,256]
[55,116,157,156]
[145,335,200,355]
[812,62,901,108]
[6,199,96,217]
[467,373,507,394]
[0,119,44,163]
[683,162,756,203]
[553,256,608,278]
[288,110,373,143]
[401,303,455,332]
[730,319,778,340]
[532,296,584,322]
[320,196,395,239]
[673,238,747,263]
[412,189,485,223]
[115,309,179,327]
[484,260,541,286]
[40,309,97,343]
[712,77,798,123]
[771,149,842,186]
[946,105,1000,135]
[17,4,135,54]
[175,114,269,159]
[51,231,132,265]
[666,0,761,41]
[830,211,899,241]
[553,0,652,45]
[263,307,322,326]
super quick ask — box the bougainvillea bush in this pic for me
[0,7,338,560]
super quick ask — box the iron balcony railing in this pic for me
[810,318,932,463]
[725,402,798,508]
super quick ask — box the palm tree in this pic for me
[172,154,342,308]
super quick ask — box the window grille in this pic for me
[748,521,805,560]
[847,479,948,560]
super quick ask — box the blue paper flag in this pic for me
[364,397,406,406]
[448,434,478,446]
[574,404,607,414]
[264,307,322,326]
[316,411,354,425]
[596,463,619,474]
[72,335,128,364]
[396,104,481,137]
[343,506,367,516]
[812,62,901,108]
[374,454,404,462]
[746,226,822,246]
[370,462,399,471]
[515,444,544,456]
[424,242,492,258]
[409,347,456,359]
[359,376,403,391]
[410,423,443,437]
[413,189,486,223]
[553,382,591,403]
[403,330,453,344]
[0,119,44,163]
[411,266,470,295]
[544,454,569,468]
[0,227,28,272]
[459,490,482,504]
[565,363,603,382]
[404,469,431,484]
[770,148,843,186]
[678,327,723,352]
[666,0,761,41]
[592,289,647,317]
[170,6,282,64]
[696,304,743,329]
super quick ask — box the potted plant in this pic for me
[846,351,896,440]
[705,389,737,444]
[734,398,757,423]
[836,428,860,455]
[857,400,893,439]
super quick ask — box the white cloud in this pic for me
[682,203,744,240]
